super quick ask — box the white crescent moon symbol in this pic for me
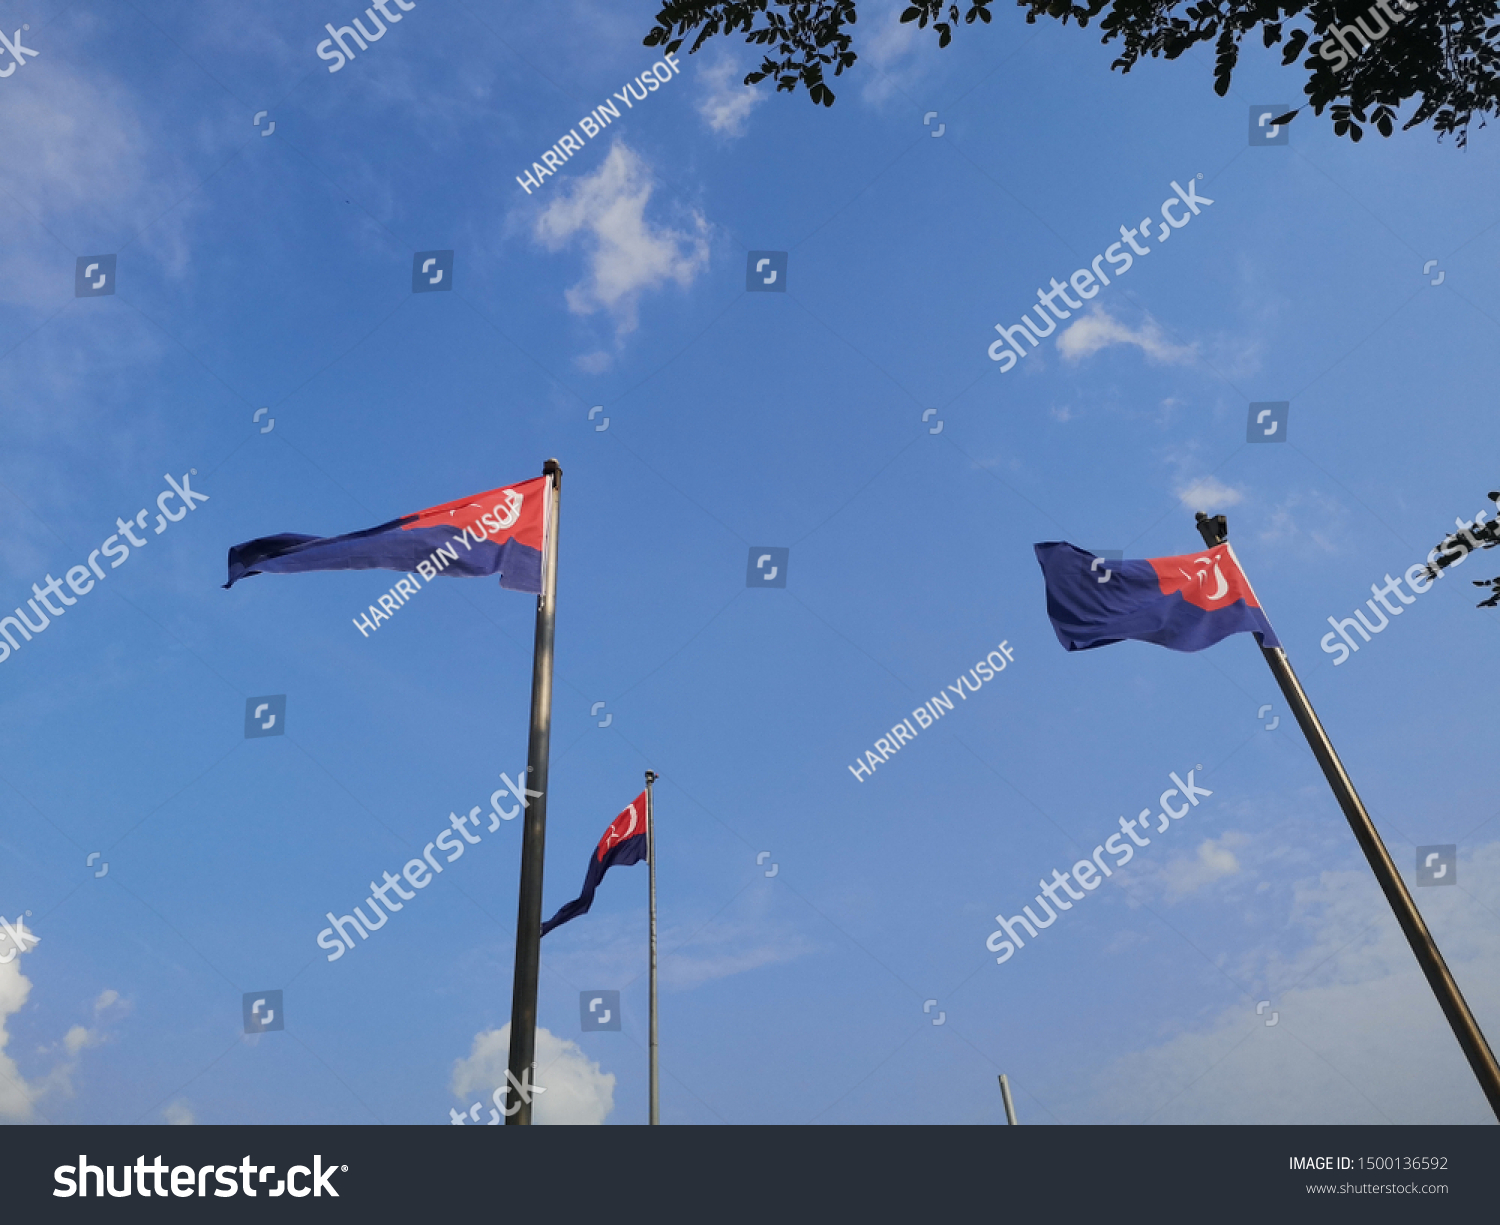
[1204,562,1229,601]
[493,489,523,529]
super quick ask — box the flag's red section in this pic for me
[1149,543,1261,613]
[542,790,650,936]
[400,475,547,549]
[596,791,648,862]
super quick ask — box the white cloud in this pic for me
[0,941,123,1121]
[0,925,38,1121]
[697,57,766,136]
[57,988,127,1058]
[163,1099,196,1125]
[451,1024,615,1125]
[1176,476,1244,511]
[1058,309,1196,366]
[62,1025,101,1057]
[534,142,710,349]
[1160,833,1248,902]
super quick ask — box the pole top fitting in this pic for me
[1195,511,1228,548]
[645,770,658,783]
[543,458,562,477]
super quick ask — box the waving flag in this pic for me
[224,476,549,592]
[1033,522,1500,1113]
[542,792,648,937]
[1035,541,1280,653]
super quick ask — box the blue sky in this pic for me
[1,0,1498,1126]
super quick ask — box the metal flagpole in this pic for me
[1195,513,1500,1119]
[505,459,562,1126]
[645,769,659,1125]
[998,1074,1018,1125]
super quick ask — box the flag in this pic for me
[542,792,648,937]
[1035,541,1281,653]
[223,476,549,592]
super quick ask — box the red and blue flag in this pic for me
[224,476,548,592]
[1035,541,1281,653]
[542,792,648,937]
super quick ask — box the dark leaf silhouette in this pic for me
[1424,494,1500,608]
[642,0,1500,145]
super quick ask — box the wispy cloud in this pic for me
[1257,490,1349,555]
[1075,840,1500,1123]
[546,896,814,994]
[1058,308,1196,366]
[1160,833,1248,902]
[163,1098,196,1125]
[858,0,926,104]
[663,921,815,991]
[0,46,204,313]
[1176,475,1245,510]
[697,56,766,136]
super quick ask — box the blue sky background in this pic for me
[1,0,1498,1126]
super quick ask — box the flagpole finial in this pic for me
[1195,512,1228,547]
[543,458,561,477]
[645,770,658,783]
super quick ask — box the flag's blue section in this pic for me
[1035,541,1281,653]
[542,792,648,937]
[223,477,546,592]
[223,524,541,591]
